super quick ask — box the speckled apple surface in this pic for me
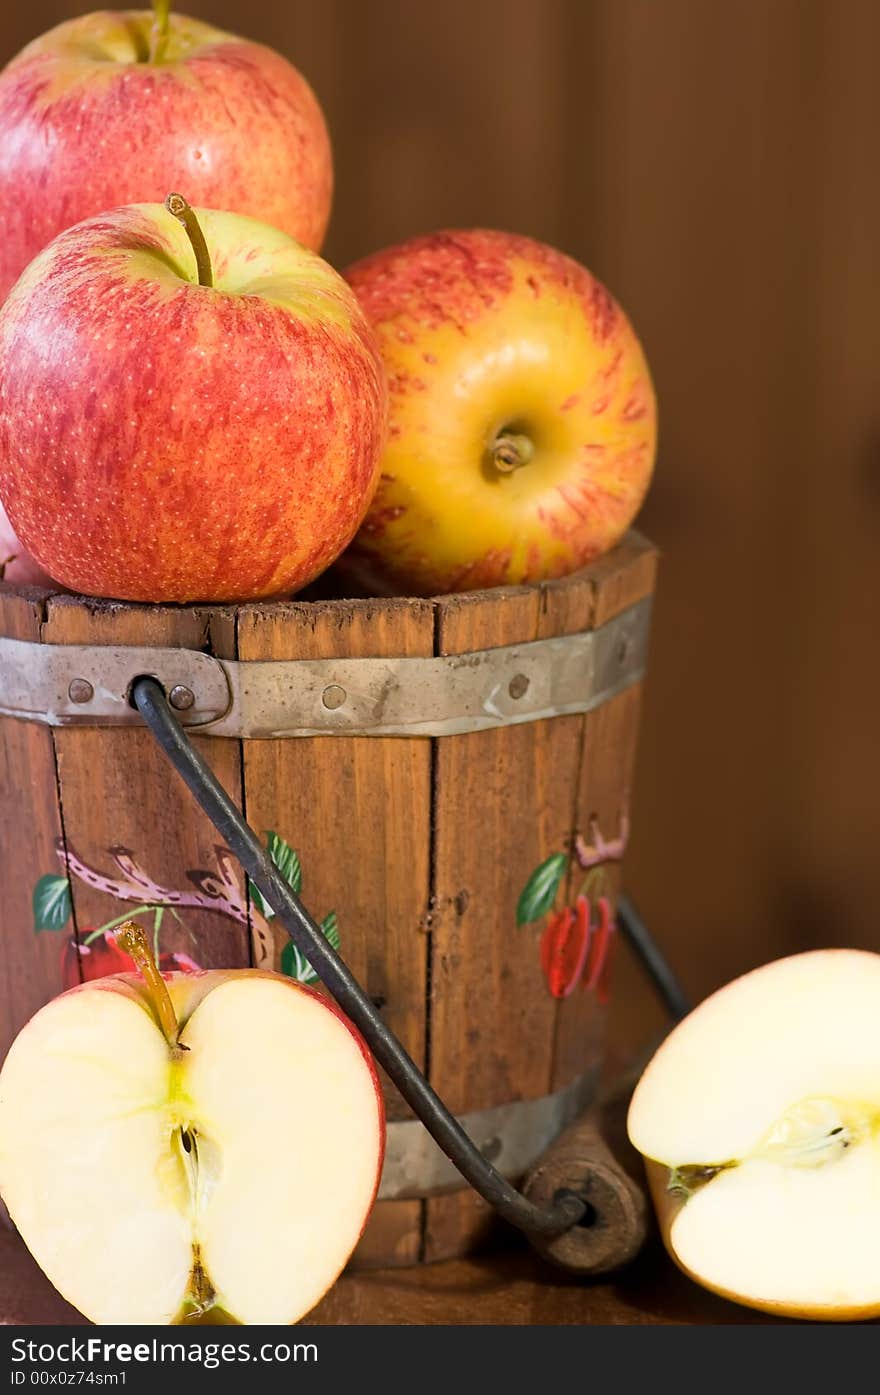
[345,229,656,594]
[0,9,332,301]
[0,203,387,602]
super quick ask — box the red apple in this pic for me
[0,5,332,302]
[345,230,657,595]
[0,199,386,602]
[0,498,54,587]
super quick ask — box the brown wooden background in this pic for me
[2,0,879,1065]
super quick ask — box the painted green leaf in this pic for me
[280,910,341,986]
[249,885,272,919]
[321,910,340,952]
[33,874,72,933]
[266,831,302,893]
[516,852,568,927]
[249,831,302,919]
[280,939,317,986]
[279,939,301,980]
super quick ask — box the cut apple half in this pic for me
[628,949,880,1320]
[0,927,384,1325]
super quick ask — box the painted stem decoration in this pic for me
[573,813,629,870]
[56,840,250,925]
[34,831,336,989]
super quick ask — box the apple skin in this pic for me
[0,203,387,603]
[0,9,332,302]
[344,229,656,595]
[0,498,55,587]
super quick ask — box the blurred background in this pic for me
[3,0,878,1062]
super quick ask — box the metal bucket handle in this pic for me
[129,675,687,1276]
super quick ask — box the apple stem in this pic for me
[116,921,180,1045]
[164,193,213,289]
[149,0,172,64]
[491,432,534,474]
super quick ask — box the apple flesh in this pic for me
[0,8,332,302]
[0,201,386,602]
[628,949,880,1320]
[344,229,656,595]
[0,962,384,1324]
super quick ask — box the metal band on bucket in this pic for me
[377,1067,598,1199]
[0,598,651,738]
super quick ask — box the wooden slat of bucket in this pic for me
[0,587,67,1060]
[423,536,657,1261]
[41,599,250,972]
[423,581,581,1259]
[237,597,435,1269]
[551,537,659,1091]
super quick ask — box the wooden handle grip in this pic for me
[523,1108,648,1275]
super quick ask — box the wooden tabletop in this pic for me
[0,1226,780,1326]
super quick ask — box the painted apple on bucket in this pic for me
[61,930,201,990]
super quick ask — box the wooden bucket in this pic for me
[0,531,656,1269]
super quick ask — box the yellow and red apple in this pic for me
[0,5,332,302]
[344,229,656,595]
[0,924,385,1325]
[0,199,387,602]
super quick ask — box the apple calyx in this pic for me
[115,920,181,1046]
[164,193,214,289]
[177,1242,221,1324]
[667,1161,735,1201]
[490,431,534,474]
[149,0,173,64]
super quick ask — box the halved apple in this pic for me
[0,925,384,1325]
[628,949,880,1320]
